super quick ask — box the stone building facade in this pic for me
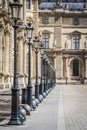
[39,0,87,84]
[0,0,87,90]
[0,0,40,89]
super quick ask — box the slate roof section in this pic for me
[62,3,84,10]
[39,2,55,10]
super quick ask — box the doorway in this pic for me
[73,59,79,76]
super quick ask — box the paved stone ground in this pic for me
[0,85,87,130]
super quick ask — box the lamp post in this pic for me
[33,37,40,101]
[39,57,43,95]
[26,22,34,111]
[8,0,22,125]
[47,61,51,90]
[46,59,49,94]
[43,51,47,97]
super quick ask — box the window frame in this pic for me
[26,0,30,9]
[42,17,49,24]
[72,35,80,50]
[73,17,79,26]
[42,34,49,48]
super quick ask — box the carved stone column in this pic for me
[18,35,25,88]
[9,28,14,87]
[3,28,10,88]
[18,36,24,74]
[33,0,39,36]
[85,57,87,80]
[0,0,2,4]
[23,0,26,22]
[56,54,63,79]
[81,57,85,84]
[0,27,3,73]
[23,41,28,86]
[66,57,70,81]
[4,30,10,73]
[0,26,5,89]
[19,0,23,20]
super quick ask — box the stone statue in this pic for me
[4,0,8,11]
[85,36,87,48]
[53,39,57,48]
[65,40,68,49]
[54,0,62,8]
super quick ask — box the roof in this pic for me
[39,1,85,10]
[39,2,55,10]
[62,3,84,10]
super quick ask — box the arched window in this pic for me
[73,59,79,76]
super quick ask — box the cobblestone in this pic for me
[0,85,87,130]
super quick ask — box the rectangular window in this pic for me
[73,35,79,50]
[42,34,49,48]
[42,17,49,24]
[26,0,30,9]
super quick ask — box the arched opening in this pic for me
[70,58,83,80]
[73,59,79,76]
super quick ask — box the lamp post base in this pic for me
[43,92,46,98]
[8,118,23,125]
[30,105,35,111]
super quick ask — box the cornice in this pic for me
[62,49,87,55]
[62,25,87,29]
[39,9,87,17]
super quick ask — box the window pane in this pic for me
[73,35,79,50]
[26,0,30,9]
[42,17,49,24]
[73,18,79,25]
[42,34,49,48]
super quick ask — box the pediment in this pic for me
[70,30,82,35]
[42,30,53,34]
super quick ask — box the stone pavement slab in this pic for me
[1,85,87,130]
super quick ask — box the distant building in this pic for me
[39,0,87,83]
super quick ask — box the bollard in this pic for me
[20,107,26,122]
[34,98,39,106]
[32,100,36,109]
[39,95,43,103]
[21,104,30,115]
[43,92,46,98]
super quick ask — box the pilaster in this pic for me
[18,36,24,75]
[23,0,26,22]
[4,28,10,74]
[18,26,25,88]
[0,26,4,73]
[9,28,14,86]
[56,54,63,79]
[33,0,39,36]
[0,25,5,89]
[3,27,11,89]
[66,58,70,81]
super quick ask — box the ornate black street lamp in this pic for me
[26,22,34,111]
[43,51,47,96]
[8,0,22,125]
[39,51,44,96]
[46,59,49,94]
[33,37,40,101]
[47,60,51,91]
